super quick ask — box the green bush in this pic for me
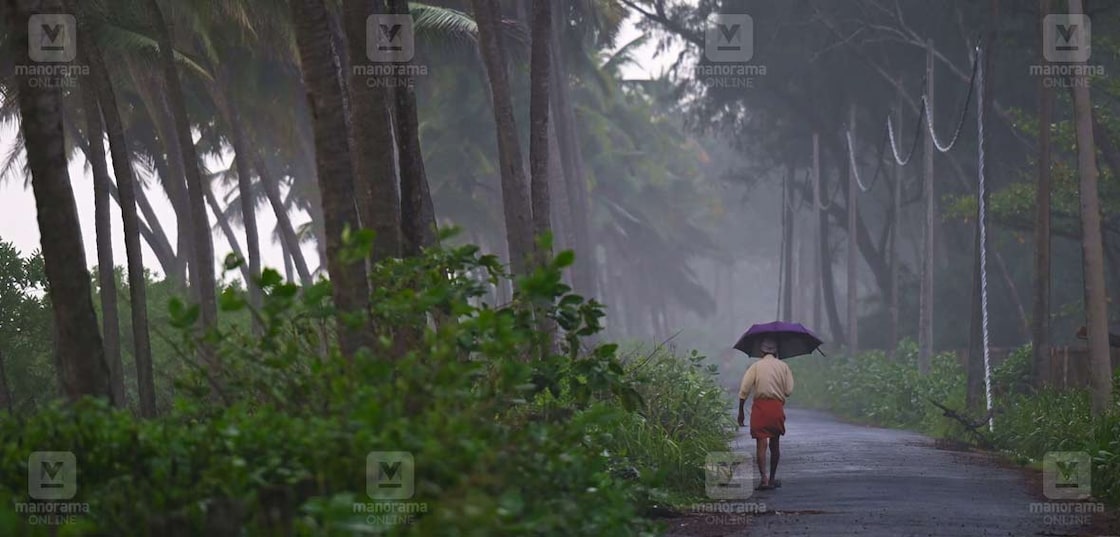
[0,240,729,535]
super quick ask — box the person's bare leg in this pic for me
[755,438,769,487]
[769,435,781,486]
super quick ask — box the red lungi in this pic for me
[749,398,786,439]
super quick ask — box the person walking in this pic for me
[737,337,794,490]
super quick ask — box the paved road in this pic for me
[666,408,1101,537]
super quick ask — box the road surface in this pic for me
[664,408,1106,537]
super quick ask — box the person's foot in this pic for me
[770,479,782,488]
[755,479,773,490]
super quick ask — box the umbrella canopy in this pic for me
[733,321,823,359]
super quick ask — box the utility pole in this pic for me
[889,80,903,360]
[847,104,859,357]
[918,40,935,375]
[812,133,823,334]
[1031,0,1053,388]
[783,167,795,321]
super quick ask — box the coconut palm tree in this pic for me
[5,0,113,401]
[144,0,219,344]
[290,0,373,357]
[469,0,534,276]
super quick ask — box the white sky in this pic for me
[0,11,685,281]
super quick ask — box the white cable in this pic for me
[845,129,876,192]
[977,46,994,432]
[887,115,915,166]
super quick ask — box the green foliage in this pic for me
[0,241,53,414]
[0,242,728,535]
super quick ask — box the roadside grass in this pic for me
[790,340,1120,505]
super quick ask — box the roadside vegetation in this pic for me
[791,343,1120,505]
[0,240,731,535]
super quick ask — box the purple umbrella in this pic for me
[733,321,824,359]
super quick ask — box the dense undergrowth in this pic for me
[0,239,731,536]
[791,341,1120,505]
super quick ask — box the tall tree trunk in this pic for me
[79,81,126,406]
[87,37,158,417]
[528,0,553,258]
[815,145,844,343]
[471,0,534,276]
[343,0,403,261]
[846,106,859,356]
[145,0,218,340]
[256,156,314,287]
[8,0,112,401]
[290,0,373,358]
[1032,0,1055,388]
[386,0,438,256]
[204,186,254,286]
[549,0,597,297]
[209,79,262,330]
[1068,0,1112,415]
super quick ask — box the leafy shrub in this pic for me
[0,240,729,535]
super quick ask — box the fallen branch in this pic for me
[927,398,994,448]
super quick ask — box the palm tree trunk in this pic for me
[386,0,438,256]
[1069,0,1112,415]
[343,0,403,260]
[87,37,159,417]
[471,0,534,276]
[208,77,262,329]
[529,0,553,260]
[125,61,193,288]
[79,79,127,407]
[290,0,374,357]
[145,0,219,342]
[549,2,596,297]
[256,155,314,287]
[8,0,112,401]
[204,186,253,286]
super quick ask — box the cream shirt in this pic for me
[738,354,794,402]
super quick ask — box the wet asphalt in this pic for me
[672,408,1100,537]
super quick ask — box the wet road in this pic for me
[667,408,1098,537]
